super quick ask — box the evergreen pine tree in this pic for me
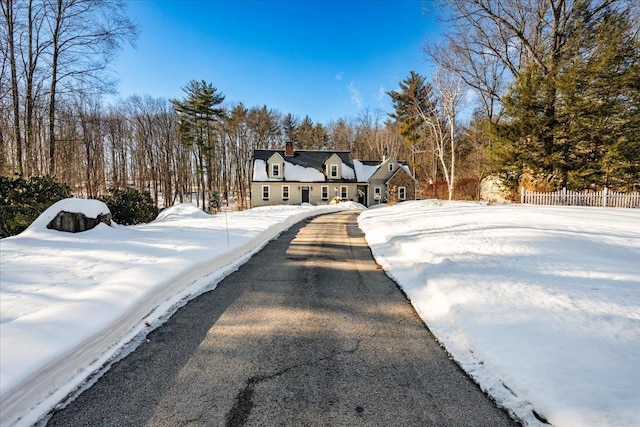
[488,5,640,191]
[283,113,298,143]
[387,71,436,148]
[293,116,315,149]
[170,80,225,208]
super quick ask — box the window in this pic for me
[282,185,289,200]
[340,186,348,199]
[330,164,339,178]
[321,186,329,200]
[389,163,394,171]
[398,186,406,200]
[374,187,382,200]
[262,185,270,200]
[271,163,280,178]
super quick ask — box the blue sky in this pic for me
[111,0,441,124]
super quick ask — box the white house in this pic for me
[251,142,417,207]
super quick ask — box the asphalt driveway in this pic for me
[47,211,517,426]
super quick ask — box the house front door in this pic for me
[302,186,310,203]
[357,186,367,206]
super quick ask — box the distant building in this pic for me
[251,142,417,207]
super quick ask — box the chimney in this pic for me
[285,141,294,157]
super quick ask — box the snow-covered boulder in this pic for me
[29,198,112,233]
[47,210,112,233]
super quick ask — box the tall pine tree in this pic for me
[387,71,438,184]
[171,80,225,209]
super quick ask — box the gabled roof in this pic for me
[252,149,413,184]
[252,149,356,183]
[358,158,411,182]
[253,149,353,170]
[385,164,418,184]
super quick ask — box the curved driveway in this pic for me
[48,211,517,426]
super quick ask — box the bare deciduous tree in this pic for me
[1,0,23,173]
[45,0,136,174]
[432,68,464,200]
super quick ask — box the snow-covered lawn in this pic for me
[358,200,640,427]
[0,200,361,427]
[2,199,638,427]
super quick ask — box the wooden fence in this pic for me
[521,187,640,208]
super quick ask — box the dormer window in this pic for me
[271,163,280,178]
[330,164,338,178]
[389,163,394,172]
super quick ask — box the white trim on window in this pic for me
[340,186,348,199]
[330,164,339,178]
[388,163,394,171]
[321,185,329,200]
[374,186,382,200]
[262,185,270,200]
[398,186,406,200]
[282,185,289,200]
[271,163,280,178]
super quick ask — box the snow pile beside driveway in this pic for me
[0,200,362,427]
[358,200,640,427]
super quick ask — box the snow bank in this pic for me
[335,201,366,210]
[0,201,362,427]
[358,200,640,427]
[155,203,212,222]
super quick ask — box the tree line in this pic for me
[0,71,444,210]
[2,0,638,214]
[424,0,640,193]
[1,0,135,176]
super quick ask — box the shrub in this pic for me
[99,187,158,225]
[454,177,482,200]
[209,190,221,213]
[0,175,72,238]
